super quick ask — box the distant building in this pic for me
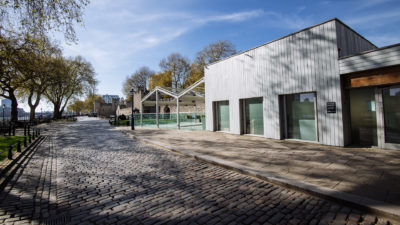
[95,97,119,118]
[102,95,120,104]
[1,99,11,108]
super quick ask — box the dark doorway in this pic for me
[349,87,377,146]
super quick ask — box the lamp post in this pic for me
[2,104,5,126]
[130,88,135,130]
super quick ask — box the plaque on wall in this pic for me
[327,102,336,113]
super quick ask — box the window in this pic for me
[215,101,230,131]
[284,93,317,141]
[242,97,264,135]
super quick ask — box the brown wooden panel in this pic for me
[345,65,400,88]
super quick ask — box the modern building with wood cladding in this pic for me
[204,18,400,150]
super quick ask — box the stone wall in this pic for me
[161,102,205,113]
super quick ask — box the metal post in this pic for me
[8,146,12,159]
[24,136,27,147]
[17,141,21,152]
[29,134,31,143]
[140,102,143,127]
[176,97,180,130]
[8,123,11,136]
[28,125,30,136]
[156,90,159,128]
[12,124,15,136]
[24,124,26,136]
[2,104,4,127]
[131,89,135,130]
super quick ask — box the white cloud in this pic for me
[346,9,400,28]
[257,12,315,30]
[347,10,400,24]
[197,9,264,23]
[357,0,394,9]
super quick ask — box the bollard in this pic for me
[38,129,40,136]
[17,141,21,152]
[8,146,12,160]
[24,136,27,147]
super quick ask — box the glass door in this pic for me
[243,97,264,135]
[284,93,317,141]
[382,86,400,144]
[349,87,377,146]
[216,101,230,131]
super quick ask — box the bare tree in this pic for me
[122,66,154,97]
[159,53,190,91]
[184,40,236,87]
[195,40,236,66]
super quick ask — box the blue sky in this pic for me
[17,0,400,111]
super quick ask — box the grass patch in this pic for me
[0,136,25,161]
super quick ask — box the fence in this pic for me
[125,113,206,131]
[0,128,40,161]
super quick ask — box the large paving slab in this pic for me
[118,127,400,211]
[0,118,397,224]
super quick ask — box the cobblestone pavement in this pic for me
[0,118,396,224]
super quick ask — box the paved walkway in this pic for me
[118,127,400,213]
[0,118,397,224]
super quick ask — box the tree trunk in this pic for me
[28,92,41,121]
[9,92,19,122]
[29,107,37,121]
[53,102,62,119]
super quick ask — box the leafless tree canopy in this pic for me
[122,66,154,96]
[159,53,190,90]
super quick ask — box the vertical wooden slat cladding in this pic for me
[335,20,377,58]
[205,19,377,147]
[339,44,400,74]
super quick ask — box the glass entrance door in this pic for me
[349,87,377,146]
[382,86,400,144]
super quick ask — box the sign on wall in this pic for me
[327,102,336,113]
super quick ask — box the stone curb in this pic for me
[121,131,400,222]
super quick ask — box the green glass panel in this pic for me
[383,87,400,144]
[286,93,316,141]
[245,98,264,135]
[217,101,230,131]
[349,88,377,146]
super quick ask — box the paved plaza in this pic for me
[121,127,400,207]
[0,118,397,224]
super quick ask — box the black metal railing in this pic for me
[0,128,40,160]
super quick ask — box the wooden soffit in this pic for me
[344,65,400,88]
